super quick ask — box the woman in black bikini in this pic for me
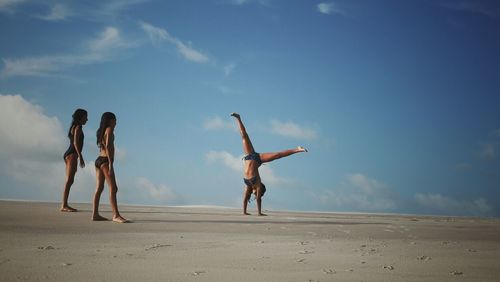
[231,113,307,216]
[91,112,128,223]
[61,108,88,212]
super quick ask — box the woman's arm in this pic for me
[104,127,115,172]
[73,126,85,168]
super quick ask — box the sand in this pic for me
[0,200,499,281]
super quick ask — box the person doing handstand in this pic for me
[231,113,307,216]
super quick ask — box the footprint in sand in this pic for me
[296,258,306,263]
[0,259,10,265]
[383,265,394,270]
[299,250,314,254]
[191,271,206,276]
[322,269,336,274]
[450,271,463,276]
[144,244,172,251]
[416,255,431,261]
[297,241,310,246]
[38,246,55,250]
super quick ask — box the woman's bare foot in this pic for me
[258,213,267,216]
[112,216,129,223]
[297,146,308,153]
[243,212,251,215]
[60,206,77,212]
[92,215,108,221]
[230,112,240,118]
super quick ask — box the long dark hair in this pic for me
[68,108,87,138]
[96,112,116,148]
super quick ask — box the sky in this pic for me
[0,0,499,217]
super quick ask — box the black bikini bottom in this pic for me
[94,156,109,168]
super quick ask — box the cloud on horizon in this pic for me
[317,173,397,212]
[140,21,209,63]
[414,193,492,216]
[0,94,96,202]
[133,177,180,204]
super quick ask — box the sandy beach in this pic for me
[0,200,499,281]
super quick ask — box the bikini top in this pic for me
[243,152,261,164]
[69,125,84,149]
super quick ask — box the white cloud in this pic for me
[36,3,71,21]
[232,0,248,4]
[205,150,291,186]
[0,94,95,201]
[480,143,495,160]
[495,129,500,138]
[317,2,344,15]
[0,95,65,158]
[269,119,318,140]
[87,27,127,52]
[140,21,209,63]
[228,0,270,6]
[203,116,235,131]
[206,150,242,172]
[415,193,492,216]
[224,63,236,76]
[0,0,24,12]
[441,2,497,18]
[135,177,178,203]
[317,173,396,212]
[1,26,131,77]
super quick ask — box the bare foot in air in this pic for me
[297,146,308,153]
[113,216,129,223]
[92,215,108,221]
[230,112,240,118]
[60,206,77,212]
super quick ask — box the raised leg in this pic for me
[61,155,78,212]
[231,113,255,155]
[259,146,307,163]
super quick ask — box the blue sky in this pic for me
[1,0,499,217]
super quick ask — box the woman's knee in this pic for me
[95,185,104,193]
[66,176,75,186]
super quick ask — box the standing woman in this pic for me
[92,112,128,223]
[61,108,88,212]
[231,113,307,216]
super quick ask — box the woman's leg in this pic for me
[242,186,252,215]
[61,154,78,212]
[100,165,128,223]
[231,113,255,155]
[92,166,107,221]
[259,146,307,163]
